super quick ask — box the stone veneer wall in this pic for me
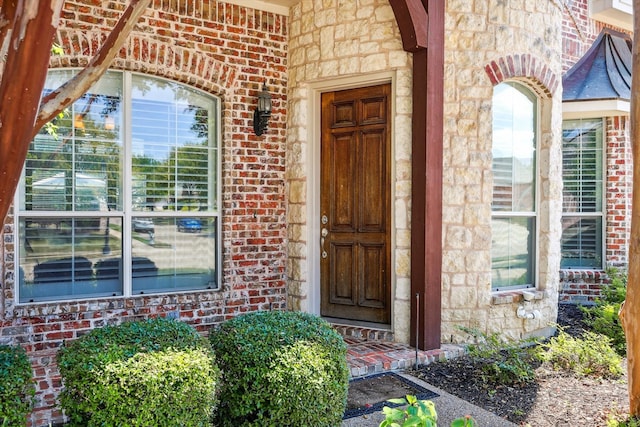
[287,0,564,345]
[0,2,288,425]
[285,0,415,342]
[442,0,563,342]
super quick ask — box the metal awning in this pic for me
[563,28,632,103]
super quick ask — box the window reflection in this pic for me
[18,70,220,303]
[491,83,536,213]
[491,82,537,290]
[19,217,123,302]
[131,76,216,213]
[491,217,535,289]
[131,217,218,293]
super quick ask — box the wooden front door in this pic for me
[320,83,391,324]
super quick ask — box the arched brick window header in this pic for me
[485,54,558,98]
[51,30,235,97]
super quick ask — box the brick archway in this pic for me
[484,54,559,96]
[51,29,236,97]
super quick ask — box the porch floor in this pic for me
[345,337,465,378]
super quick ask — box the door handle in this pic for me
[321,227,328,259]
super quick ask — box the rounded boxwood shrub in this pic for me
[57,317,219,427]
[209,310,349,427]
[0,345,35,427]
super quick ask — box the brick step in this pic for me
[330,322,394,342]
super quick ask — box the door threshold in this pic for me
[324,317,394,342]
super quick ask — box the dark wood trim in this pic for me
[390,0,444,350]
[388,0,429,51]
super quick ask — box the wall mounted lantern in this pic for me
[253,83,272,136]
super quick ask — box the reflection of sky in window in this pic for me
[492,83,535,163]
[45,70,124,137]
[131,77,212,161]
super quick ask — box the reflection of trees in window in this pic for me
[491,82,538,290]
[132,155,168,210]
[186,106,210,139]
[132,141,210,211]
[170,141,210,210]
[18,70,221,302]
[25,93,122,212]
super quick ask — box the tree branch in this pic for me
[0,1,63,223]
[0,0,18,78]
[34,0,152,135]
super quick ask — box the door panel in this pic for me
[331,242,356,304]
[330,132,357,230]
[321,83,391,324]
[361,130,385,231]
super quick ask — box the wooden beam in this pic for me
[390,0,444,350]
[388,0,429,51]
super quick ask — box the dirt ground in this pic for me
[409,305,629,426]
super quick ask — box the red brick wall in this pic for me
[558,270,609,304]
[605,116,632,267]
[0,1,288,425]
[560,5,632,304]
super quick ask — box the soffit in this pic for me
[224,0,299,15]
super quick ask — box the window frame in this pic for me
[560,118,605,270]
[15,69,223,304]
[491,81,540,291]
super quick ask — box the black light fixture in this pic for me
[253,83,272,136]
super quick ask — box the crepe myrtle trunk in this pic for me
[0,0,151,226]
[0,1,63,224]
[619,0,640,417]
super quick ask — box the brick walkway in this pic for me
[345,337,465,378]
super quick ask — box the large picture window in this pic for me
[561,119,604,269]
[491,82,537,290]
[17,70,221,303]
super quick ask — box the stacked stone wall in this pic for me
[441,0,563,341]
[0,1,288,425]
[286,0,415,342]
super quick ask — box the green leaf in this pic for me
[451,416,478,427]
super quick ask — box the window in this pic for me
[491,82,537,290]
[17,70,221,303]
[561,119,604,268]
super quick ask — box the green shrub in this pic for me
[0,345,35,427]
[581,269,627,355]
[537,328,623,378]
[57,317,219,427]
[458,326,538,385]
[209,310,349,427]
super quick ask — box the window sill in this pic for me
[491,289,545,305]
[559,269,607,280]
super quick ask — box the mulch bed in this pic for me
[408,304,629,426]
[344,372,438,419]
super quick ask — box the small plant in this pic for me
[580,268,627,356]
[0,345,35,427]
[458,326,538,385]
[209,310,349,427]
[537,328,623,378]
[379,395,477,427]
[57,317,219,427]
[606,407,640,427]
